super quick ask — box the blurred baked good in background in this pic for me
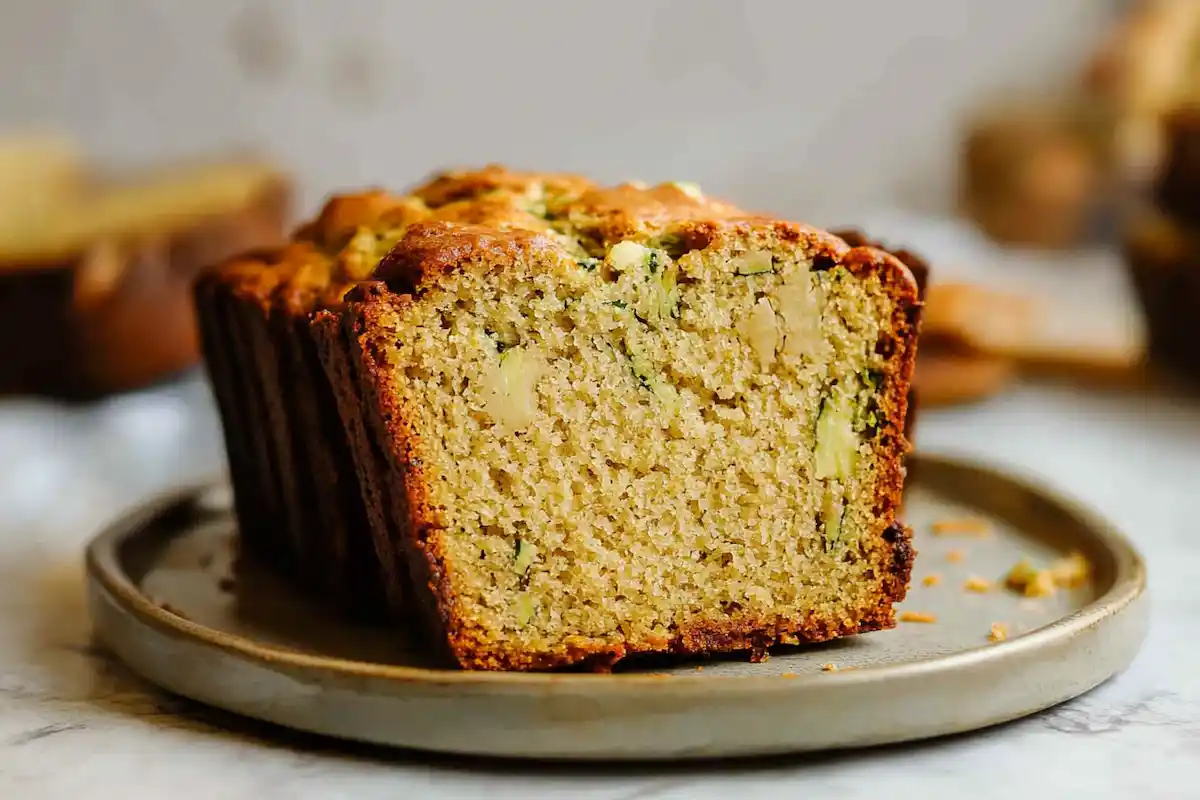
[1124,106,1200,385]
[0,134,85,221]
[959,104,1106,249]
[922,280,1146,389]
[1125,209,1200,382]
[1083,0,1200,185]
[0,134,290,400]
[836,229,1151,412]
[959,0,1200,250]
[1149,105,1200,226]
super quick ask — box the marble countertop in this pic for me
[1,221,1197,798]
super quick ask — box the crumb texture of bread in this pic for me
[198,165,920,669]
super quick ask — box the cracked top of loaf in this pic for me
[207,164,919,315]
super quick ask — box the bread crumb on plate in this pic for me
[963,575,993,593]
[900,611,938,623]
[1005,557,1052,596]
[931,517,991,537]
[1005,552,1090,598]
[1050,551,1092,588]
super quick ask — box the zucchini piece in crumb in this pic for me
[624,340,682,415]
[640,251,679,322]
[513,593,535,625]
[821,483,846,550]
[775,275,827,359]
[855,369,885,434]
[577,256,601,271]
[860,368,884,392]
[650,376,681,413]
[629,348,655,390]
[480,346,545,433]
[513,539,537,575]
[609,240,651,272]
[733,251,775,276]
[483,329,508,354]
[651,255,680,320]
[609,240,679,322]
[736,297,779,369]
[814,393,859,480]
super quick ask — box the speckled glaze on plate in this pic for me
[85,454,1148,761]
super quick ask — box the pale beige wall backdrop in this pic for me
[0,0,1112,224]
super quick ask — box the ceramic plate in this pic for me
[86,454,1148,760]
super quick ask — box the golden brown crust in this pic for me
[830,228,930,298]
[210,166,587,315]
[560,182,755,245]
[294,189,418,249]
[411,163,593,208]
[368,221,556,296]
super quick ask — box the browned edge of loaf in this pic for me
[830,228,930,448]
[335,218,922,671]
[283,312,390,614]
[312,308,414,618]
[243,288,310,573]
[194,275,290,573]
[193,268,390,615]
[193,275,264,546]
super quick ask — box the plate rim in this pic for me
[86,453,1148,696]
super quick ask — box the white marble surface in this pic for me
[1,225,1198,797]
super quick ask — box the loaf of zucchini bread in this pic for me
[306,171,921,670]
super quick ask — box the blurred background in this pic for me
[3,6,1200,792]
[0,0,1121,219]
[0,0,1196,535]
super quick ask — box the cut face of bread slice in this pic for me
[330,209,920,670]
